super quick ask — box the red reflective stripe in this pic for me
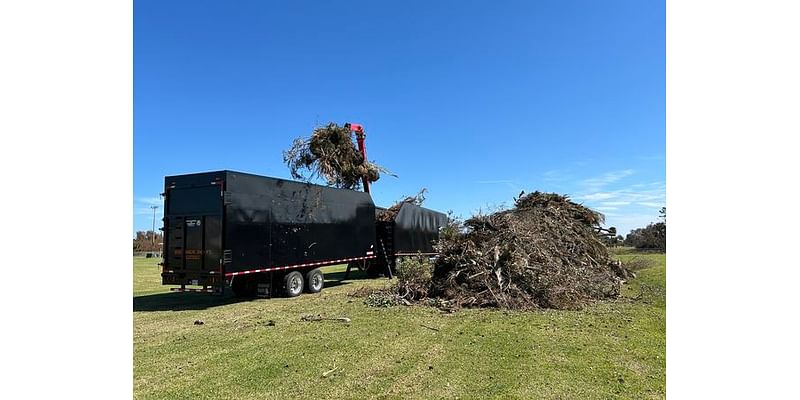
[170,288,216,293]
[225,255,376,277]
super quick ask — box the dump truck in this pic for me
[160,170,447,297]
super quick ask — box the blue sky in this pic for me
[134,0,665,237]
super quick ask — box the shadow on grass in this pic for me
[133,292,248,312]
[134,271,386,312]
[324,269,391,289]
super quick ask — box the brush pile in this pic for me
[283,123,390,190]
[430,192,631,310]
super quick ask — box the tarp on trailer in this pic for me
[224,171,376,272]
[391,203,448,254]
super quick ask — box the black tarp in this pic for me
[224,171,376,272]
[391,203,448,254]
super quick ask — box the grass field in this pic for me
[134,251,665,399]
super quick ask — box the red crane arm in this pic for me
[347,122,370,194]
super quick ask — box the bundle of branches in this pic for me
[283,123,390,190]
[430,192,631,310]
[377,188,427,222]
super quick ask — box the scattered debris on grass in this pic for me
[611,260,637,281]
[349,286,406,307]
[300,314,352,323]
[322,364,339,378]
[364,292,402,307]
[283,122,393,190]
[377,188,427,222]
[420,324,440,332]
[347,286,378,298]
[423,297,459,313]
[193,320,204,325]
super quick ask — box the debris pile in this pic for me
[283,123,391,190]
[430,192,631,310]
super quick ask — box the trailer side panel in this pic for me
[224,171,376,274]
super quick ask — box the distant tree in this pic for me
[624,209,666,252]
[133,231,163,252]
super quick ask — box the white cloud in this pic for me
[133,195,164,218]
[594,206,618,211]
[581,169,635,188]
[637,202,665,208]
[581,192,617,201]
[572,180,665,234]
[541,169,571,182]
[600,201,631,206]
[576,182,665,204]
[136,196,162,206]
[135,207,163,216]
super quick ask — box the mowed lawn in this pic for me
[134,251,665,399]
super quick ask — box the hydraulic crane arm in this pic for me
[347,123,370,194]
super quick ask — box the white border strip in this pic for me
[225,255,377,277]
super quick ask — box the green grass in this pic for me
[134,252,665,399]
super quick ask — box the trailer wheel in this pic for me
[283,271,304,297]
[305,268,324,293]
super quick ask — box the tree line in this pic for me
[623,207,666,251]
[133,231,163,252]
[597,207,666,252]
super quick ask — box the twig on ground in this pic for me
[301,314,351,323]
[420,324,440,332]
[322,364,339,377]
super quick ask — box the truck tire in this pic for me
[283,271,304,297]
[305,268,324,293]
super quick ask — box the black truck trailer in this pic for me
[160,170,447,297]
